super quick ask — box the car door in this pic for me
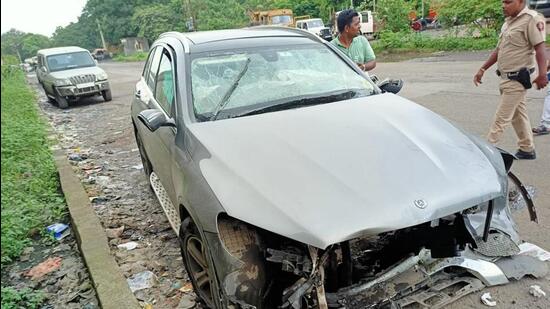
[136,45,178,200]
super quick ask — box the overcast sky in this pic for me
[1,0,87,37]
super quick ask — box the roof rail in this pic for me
[246,26,325,43]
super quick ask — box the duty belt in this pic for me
[496,67,535,79]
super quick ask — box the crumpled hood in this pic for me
[189,93,503,249]
[50,66,105,79]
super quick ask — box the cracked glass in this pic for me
[191,44,375,120]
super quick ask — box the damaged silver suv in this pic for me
[131,28,543,308]
[37,46,111,109]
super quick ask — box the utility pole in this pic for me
[96,18,107,50]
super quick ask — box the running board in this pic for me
[150,172,181,234]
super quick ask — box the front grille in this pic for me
[70,74,96,85]
[320,28,331,36]
[75,86,98,94]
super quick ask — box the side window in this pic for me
[142,47,156,81]
[154,49,175,116]
[37,56,42,67]
[147,48,162,91]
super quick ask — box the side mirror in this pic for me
[378,79,404,94]
[94,59,99,65]
[41,66,48,72]
[137,109,176,132]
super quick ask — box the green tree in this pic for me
[1,29,26,61]
[438,0,503,36]
[376,0,414,32]
[1,29,52,60]
[132,3,185,43]
[20,34,52,59]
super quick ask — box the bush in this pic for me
[1,65,66,265]
[376,0,414,32]
[372,31,498,53]
[113,51,148,62]
[1,287,45,309]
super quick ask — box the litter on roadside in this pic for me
[529,285,546,298]
[518,242,550,261]
[481,292,497,307]
[25,257,62,280]
[179,282,194,293]
[118,241,138,251]
[127,270,158,292]
[46,223,70,240]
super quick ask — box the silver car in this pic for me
[131,28,541,308]
[36,46,111,109]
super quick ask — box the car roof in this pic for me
[37,46,88,57]
[164,27,319,45]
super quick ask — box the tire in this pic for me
[54,88,69,109]
[102,89,112,102]
[180,218,217,308]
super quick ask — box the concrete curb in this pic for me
[54,149,140,309]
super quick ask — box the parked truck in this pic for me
[250,9,294,27]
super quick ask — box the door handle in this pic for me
[134,90,141,99]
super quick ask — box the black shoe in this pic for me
[515,149,536,160]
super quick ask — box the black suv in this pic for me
[530,0,550,18]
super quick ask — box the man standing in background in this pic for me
[473,0,547,160]
[331,9,376,72]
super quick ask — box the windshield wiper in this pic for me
[210,58,251,121]
[232,89,362,118]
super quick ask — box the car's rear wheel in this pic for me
[180,218,216,308]
[102,89,112,102]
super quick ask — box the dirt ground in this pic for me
[26,51,550,308]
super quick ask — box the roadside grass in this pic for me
[371,31,498,56]
[1,63,66,266]
[0,287,45,309]
[113,51,148,62]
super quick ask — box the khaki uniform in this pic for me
[487,6,546,152]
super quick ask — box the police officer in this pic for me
[331,9,376,72]
[474,0,547,160]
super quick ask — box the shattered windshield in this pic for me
[47,52,96,72]
[191,44,375,120]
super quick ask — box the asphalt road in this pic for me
[91,54,549,308]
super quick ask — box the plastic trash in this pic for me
[25,257,62,280]
[46,223,70,240]
[529,285,547,298]
[518,242,550,261]
[481,292,496,307]
[117,241,138,250]
[127,270,157,292]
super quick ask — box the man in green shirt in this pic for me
[331,9,376,72]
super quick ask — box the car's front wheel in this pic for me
[102,89,112,102]
[180,218,217,308]
[53,88,69,109]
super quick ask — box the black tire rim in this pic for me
[185,235,215,307]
